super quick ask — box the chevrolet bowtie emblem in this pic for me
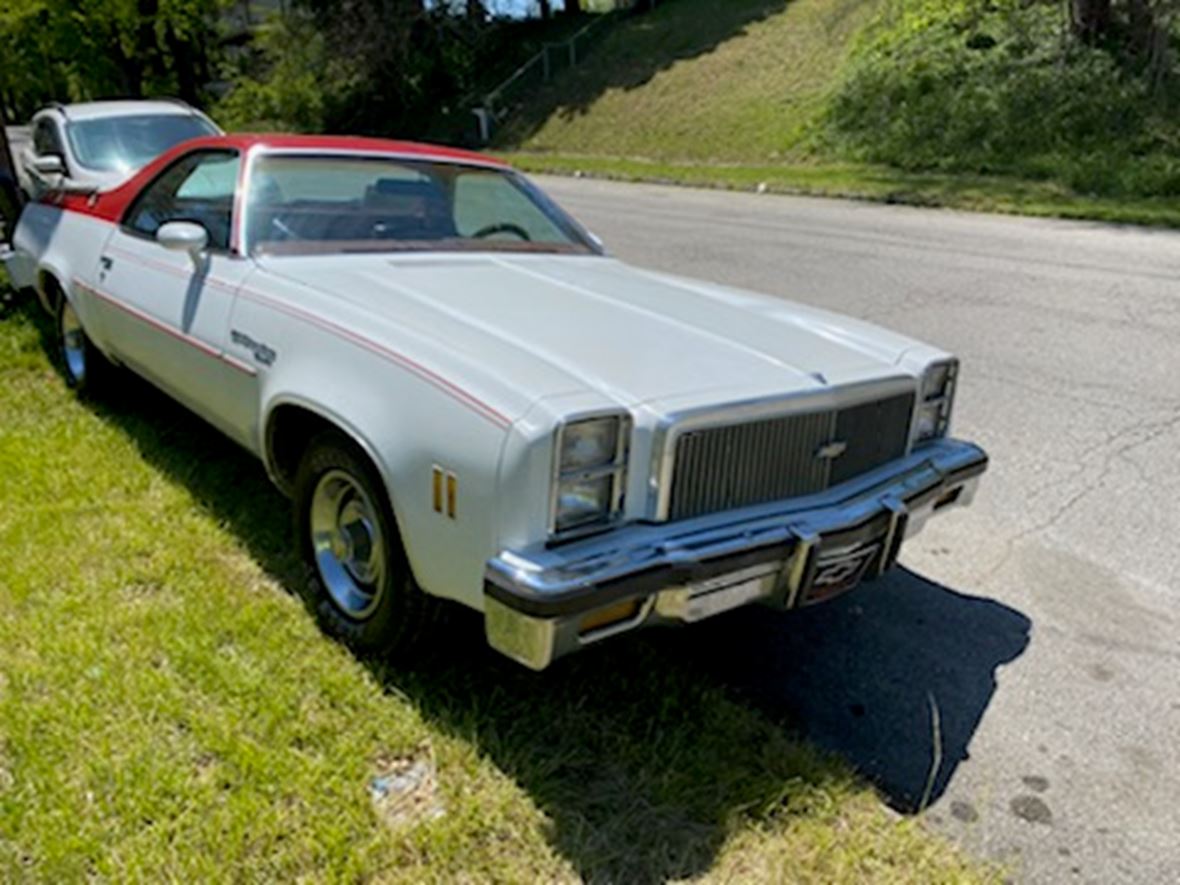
[815,440,848,461]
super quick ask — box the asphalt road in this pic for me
[540,176,1180,884]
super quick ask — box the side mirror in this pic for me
[32,155,65,176]
[157,221,208,266]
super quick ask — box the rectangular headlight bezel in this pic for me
[549,412,631,539]
[916,358,958,444]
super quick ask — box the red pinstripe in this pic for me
[235,284,511,428]
[73,278,257,376]
[84,248,512,427]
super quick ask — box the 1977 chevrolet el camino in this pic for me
[4,134,988,669]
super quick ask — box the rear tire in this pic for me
[56,295,111,396]
[293,432,439,657]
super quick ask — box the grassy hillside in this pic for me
[502,0,1180,225]
[501,0,874,162]
[0,281,992,880]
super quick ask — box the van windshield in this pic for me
[67,114,218,174]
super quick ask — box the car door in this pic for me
[93,148,259,448]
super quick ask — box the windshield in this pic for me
[66,114,218,175]
[245,155,598,257]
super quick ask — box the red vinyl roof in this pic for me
[192,133,507,167]
[50,134,509,224]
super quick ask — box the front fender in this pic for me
[254,339,511,612]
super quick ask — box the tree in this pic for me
[1072,0,1112,42]
[0,0,228,116]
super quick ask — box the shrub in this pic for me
[214,13,334,133]
[824,0,1180,197]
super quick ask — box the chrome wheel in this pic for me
[309,469,388,619]
[60,301,86,384]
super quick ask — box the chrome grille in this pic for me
[666,392,915,522]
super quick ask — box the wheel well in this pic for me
[38,271,64,312]
[266,404,356,494]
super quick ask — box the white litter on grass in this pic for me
[756,182,769,194]
[369,745,445,831]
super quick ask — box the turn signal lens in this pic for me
[579,598,642,635]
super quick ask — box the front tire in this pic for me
[293,432,438,656]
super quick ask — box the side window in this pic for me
[124,150,240,252]
[452,170,567,242]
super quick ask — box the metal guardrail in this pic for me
[471,12,621,142]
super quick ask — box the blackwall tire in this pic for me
[293,431,440,657]
[56,296,111,396]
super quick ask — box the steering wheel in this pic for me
[471,222,531,241]
[270,216,299,241]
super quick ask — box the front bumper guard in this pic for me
[484,438,987,669]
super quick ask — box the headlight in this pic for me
[916,359,958,443]
[559,418,620,471]
[551,414,629,535]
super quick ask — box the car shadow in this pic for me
[15,298,1030,879]
[679,567,1032,812]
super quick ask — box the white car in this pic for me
[4,134,988,669]
[16,100,221,200]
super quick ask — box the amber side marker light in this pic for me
[446,472,458,519]
[579,598,643,635]
[432,467,444,513]
[933,486,963,512]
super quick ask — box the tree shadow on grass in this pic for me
[495,0,790,148]
[15,298,1030,880]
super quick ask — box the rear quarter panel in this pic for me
[12,202,114,333]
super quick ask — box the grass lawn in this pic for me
[503,152,1180,228]
[0,278,992,881]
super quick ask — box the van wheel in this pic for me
[293,431,440,656]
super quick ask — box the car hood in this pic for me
[256,253,926,417]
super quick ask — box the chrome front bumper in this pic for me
[484,438,988,669]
